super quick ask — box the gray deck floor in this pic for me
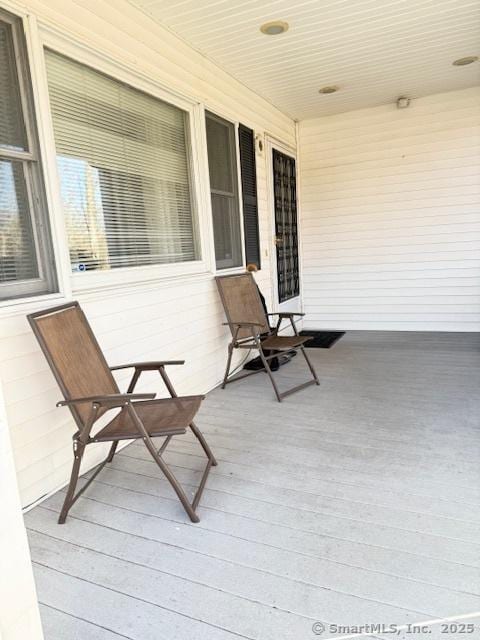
[25,331,480,640]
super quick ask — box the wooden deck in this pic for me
[24,331,480,640]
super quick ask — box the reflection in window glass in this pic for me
[45,50,199,272]
[0,20,28,151]
[0,160,38,281]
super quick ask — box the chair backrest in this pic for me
[28,301,119,428]
[215,273,270,339]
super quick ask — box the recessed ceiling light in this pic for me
[319,85,339,94]
[260,21,289,36]
[452,56,478,66]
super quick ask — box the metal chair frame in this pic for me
[28,301,216,524]
[216,274,320,402]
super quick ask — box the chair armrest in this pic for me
[222,321,264,328]
[110,361,185,371]
[57,393,156,408]
[267,312,305,318]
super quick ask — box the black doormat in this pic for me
[300,330,345,348]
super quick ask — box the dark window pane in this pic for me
[0,20,28,151]
[205,116,233,193]
[205,112,242,269]
[0,159,38,282]
[211,192,241,267]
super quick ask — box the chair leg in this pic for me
[300,345,320,385]
[157,367,217,468]
[222,344,234,389]
[106,441,118,462]
[58,441,85,524]
[158,435,172,455]
[257,346,283,402]
[142,435,201,523]
[190,421,218,466]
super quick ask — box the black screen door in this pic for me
[273,149,299,303]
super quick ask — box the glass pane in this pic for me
[0,159,38,282]
[206,116,233,193]
[45,50,199,272]
[0,20,28,151]
[211,193,242,268]
[206,112,242,269]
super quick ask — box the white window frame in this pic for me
[0,6,63,310]
[37,25,213,294]
[203,107,247,275]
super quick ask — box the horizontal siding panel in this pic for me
[303,279,480,290]
[301,109,480,144]
[304,212,480,231]
[307,301,480,311]
[302,319,480,332]
[301,261,480,275]
[302,148,478,180]
[299,88,480,332]
[300,117,480,152]
[299,88,480,132]
[302,206,480,228]
[302,231,480,248]
[300,161,480,184]
[302,174,479,197]
[300,138,479,170]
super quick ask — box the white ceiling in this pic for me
[129,0,480,120]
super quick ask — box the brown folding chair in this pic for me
[28,301,216,524]
[215,273,320,402]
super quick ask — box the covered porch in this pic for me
[1,0,479,638]
[25,332,480,639]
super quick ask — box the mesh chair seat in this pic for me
[262,335,312,351]
[94,396,203,442]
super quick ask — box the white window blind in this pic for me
[45,50,199,273]
[0,10,56,301]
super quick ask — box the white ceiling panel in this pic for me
[128,0,480,119]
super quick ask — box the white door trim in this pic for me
[265,135,303,315]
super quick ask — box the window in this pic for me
[205,111,242,270]
[45,50,199,273]
[0,9,56,301]
[238,124,260,269]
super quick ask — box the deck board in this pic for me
[25,331,480,639]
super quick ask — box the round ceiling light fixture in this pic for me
[260,21,289,35]
[319,85,339,94]
[452,55,478,66]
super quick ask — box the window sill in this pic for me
[70,260,212,298]
[0,291,67,319]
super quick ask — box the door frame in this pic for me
[265,134,304,314]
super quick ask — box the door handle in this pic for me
[274,234,284,246]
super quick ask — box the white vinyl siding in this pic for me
[299,88,480,331]
[0,0,295,508]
